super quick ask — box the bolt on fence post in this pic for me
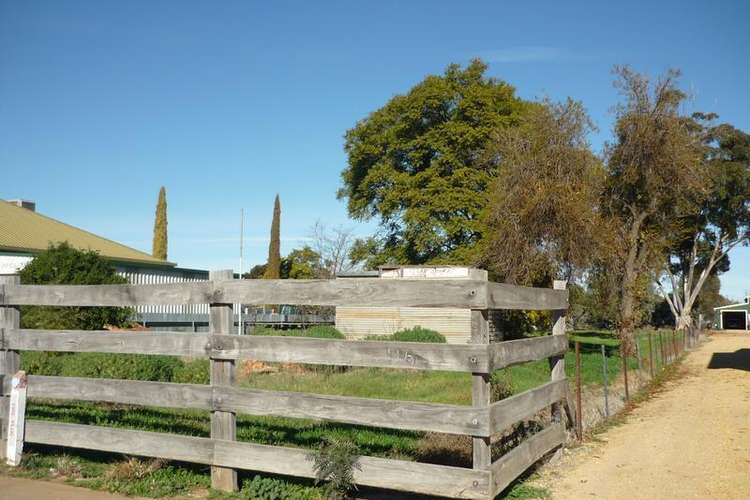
[601,344,609,418]
[575,341,583,440]
[0,274,21,462]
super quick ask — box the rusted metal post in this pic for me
[648,332,654,378]
[658,331,665,365]
[622,342,630,403]
[575,341,583,439]
[601,344,609,417]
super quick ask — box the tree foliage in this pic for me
[152,186,168,260]
[263,194,281,279]
[339,59,528,265]
[659,118,750,332]
[19,242,131,330]
[602,66,706,348]
[482,98,604,285]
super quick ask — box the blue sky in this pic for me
[1,1,748,300]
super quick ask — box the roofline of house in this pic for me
[713,298,750,310]
[0,246,176,268]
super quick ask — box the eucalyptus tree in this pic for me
[603,66,706,351]
[658,119,750,339]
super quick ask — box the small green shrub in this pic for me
[301,325,345,339]
[310,436,361,500]
[238,475,319,500]
[171,359,210,384]
[365,327,446,343]
[391,327,446,343]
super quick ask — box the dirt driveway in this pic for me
[538,332,750,500]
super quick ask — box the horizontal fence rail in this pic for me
[10,375,490,436]
[26,421,492,499]
[490,423,566,495]
[0,273,570,499]
[490,336,568,370]
[3,329,491,372]
[0,278,568,310]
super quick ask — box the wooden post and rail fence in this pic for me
[0,273,571,499]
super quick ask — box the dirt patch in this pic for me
[0,476,141,500]
[534,332,750,500]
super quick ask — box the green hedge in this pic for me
[364,326,446,343]
[20,351,197,383]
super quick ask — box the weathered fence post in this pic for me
[6,371,27,466]
[470,309,491,470]
[574,341,582,440]
[600,344,609,418]
[549,281,567,425]
[0,275,21,462]
[209,270,238,492]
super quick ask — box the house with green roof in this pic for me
[0,199,209,327]
[714,297,750,331]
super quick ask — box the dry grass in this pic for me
[105,457,166,482]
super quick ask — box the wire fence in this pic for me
[571,328,697,438]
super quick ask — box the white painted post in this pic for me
[0,274,21,461]
[5,371,27,466]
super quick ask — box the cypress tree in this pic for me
[263,194,281,279]
[152,186,168,260]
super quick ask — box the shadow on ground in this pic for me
[707,349,750,372]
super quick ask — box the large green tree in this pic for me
[340,59,529,265]
[263,194,282,279]
[19,242,131,330]
[658,119,750,336]
[152,186,168,260]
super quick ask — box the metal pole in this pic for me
[648,332,654,378]
[601,344,609,418]
[622,341,630,402]
[575,341,583,440]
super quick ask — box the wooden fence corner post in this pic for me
[209,270,238,492]
[0,274,21,462]
[548,280,570,428]
[6,370,27,466]
[470,309,491,474]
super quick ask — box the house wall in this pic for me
[0,255,32,274]
[335,266,507,344]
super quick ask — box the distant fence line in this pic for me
[0,273,571,499]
